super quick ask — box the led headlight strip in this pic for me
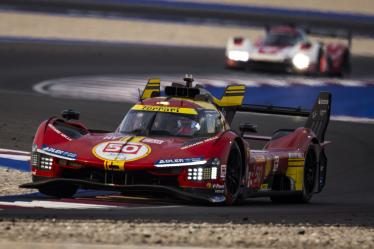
[155,159,207,167]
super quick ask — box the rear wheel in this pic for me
[271,146,317,203]
[225,142,243,205]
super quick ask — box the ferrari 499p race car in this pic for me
[226,25,350,77]
[21,75,332,204]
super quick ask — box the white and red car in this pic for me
[225,26,351,76]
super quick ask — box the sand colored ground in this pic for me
[191,0,374,15]
[0,11,373,56]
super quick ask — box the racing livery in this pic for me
[21,75,332,204]
[226,26,350,76]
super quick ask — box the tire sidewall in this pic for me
[224,142,243,205]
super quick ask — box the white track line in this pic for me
[0,153,30,161]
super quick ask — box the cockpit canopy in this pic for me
[264,27,304,46]
[119,108,224,137]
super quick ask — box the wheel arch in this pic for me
[234,137,247,180]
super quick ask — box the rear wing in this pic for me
[237,92,332,142]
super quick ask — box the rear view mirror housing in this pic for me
[61,109,80,121]
[239,122,258,135]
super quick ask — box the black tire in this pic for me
[38,184,78,198]
[271,146,317,203]
[225,142,243,205]
[339,51,351,78]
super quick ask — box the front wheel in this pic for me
[224,142,243,205]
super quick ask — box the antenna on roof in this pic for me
[137,88,143,104]
[183,74,194,88]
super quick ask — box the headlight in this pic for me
[39,155,53,170]
[186,158,220,181]
[228,50,250,62]
[187,167,218,181]
[292,53,310,70]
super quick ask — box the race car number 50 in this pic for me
[93,141,151,162]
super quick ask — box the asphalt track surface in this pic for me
[1,41,374,225]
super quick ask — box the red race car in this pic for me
[22,75,331,204]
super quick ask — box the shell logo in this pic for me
[92,141,151,162]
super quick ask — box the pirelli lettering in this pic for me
[132,104,198,115]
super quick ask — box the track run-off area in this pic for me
[0,40,374,226]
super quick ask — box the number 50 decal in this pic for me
[93,141,151,162]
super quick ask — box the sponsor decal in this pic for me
[103,134,127,140]
[212,184,225,194]
[41,145,77,160]
[220,164,227,178]
[273,156,280,172]
[132,104,197,115]
[92,141,151,162]
[288,152,304,159]
[181,135,219,150]
[248,163,264,189]
[48,124,72,141]
[104,160,124,171]
[320,109,327,116]
[209,195,226,203]
[142,138,164,145]
[155,157,206,167]
[318,98,329,105]
[288,153,305,167]
[254,155,266,163]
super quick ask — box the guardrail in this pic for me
[2,0,374,38]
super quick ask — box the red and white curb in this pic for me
[0,149,30,161]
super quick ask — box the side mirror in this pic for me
[239,122,258,135]
[61,109,80,121]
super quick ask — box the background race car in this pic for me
[226,26,351,76]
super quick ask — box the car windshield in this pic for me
[263,32,301,46]
[119,110,223,137]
